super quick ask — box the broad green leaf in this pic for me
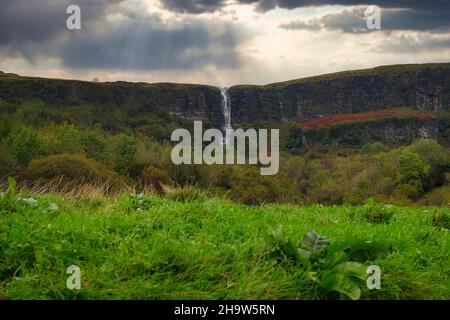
[44,203,59,212]
[300,230,331,255]
[20,197,38,207]
[332,261,367,281]
[297,248,312,260]
[324,250,348,269]
[321,272,362,300]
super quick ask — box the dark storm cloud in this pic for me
[240,0,450,12]
[157,0,450,33]
[159,0,450,13]
[159,0,226,14]
[275,0,450,33]
[0,0,247,70]
[0,0,122,44]
[61,19,245,70]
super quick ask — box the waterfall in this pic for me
[220,87,232,131]
[220,87,232,144]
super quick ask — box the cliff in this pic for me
[229,63,450,124]
[1,63,449,139]
[0,72,224,128]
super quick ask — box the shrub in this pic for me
[114,135,138,176]
[24,154,122,188]
[239,183,272,205]
[9,127,45,166]
[396,150,429,195]
[0,145,17,178]
[167,186,206,203]
[361,199,395,224]
[80,129,110,164]
[392,183,421,200]
[118,193,154,213]
[229,167,282,205]
[141,167,168,195]
[168,163,211,188]
[406,139,450,188]
[432,210,450,229]
[46,123,84,155]
[422,186,450,206]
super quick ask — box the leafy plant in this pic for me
[361,199,395,224]
[297,230,331,260]
[297,230,368,300]
[266,228,369,300]
[0,177,59,215]
[432,210,450,229]
[0,177,19,214]
[267,225,298,261]
[121,193,153,212]
[167,186,206,203]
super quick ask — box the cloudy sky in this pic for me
[1,0,449,86]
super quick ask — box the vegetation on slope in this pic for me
[298,108,440,129]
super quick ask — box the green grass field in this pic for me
[0,189,449,300]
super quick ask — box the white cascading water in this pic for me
[220,87,232,143]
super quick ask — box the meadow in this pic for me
[0,182,448,300]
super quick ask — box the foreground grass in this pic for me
[0,193,448,300]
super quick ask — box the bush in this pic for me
[406,139,450,188]
[114,135,138,176]
[9,127,45,166]
[46,123,84,155]
[141,167,168,195]
[0,145,17,178]
[361,199,395,224]
[24,154,122,188]
[229,167,282,205]
[392,183,421,200]
[432,210,450,229]
[80,129,110,164]
[167,186,206,203]
[422,186,450,206]
[396,150,429,195]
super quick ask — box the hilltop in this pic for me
[1,63,449,145]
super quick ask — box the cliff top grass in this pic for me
[232,62,450,89]
[0,70,219,91]
[3,62,450,90]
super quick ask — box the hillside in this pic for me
[230,63,450,124]
[1,63,450,130]
[286,108,450,149]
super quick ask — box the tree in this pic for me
[114,134,138,176]
[396,150,429,196]
[10,127,45,166]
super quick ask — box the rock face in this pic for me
[228,63,450,124]
[294,118,443,149]
[0,63,449,129]
[0,72,225,127]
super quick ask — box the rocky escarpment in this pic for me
[229,63,450,124]
[1,63,449,131]
[290,118,444,149]
[0,72,225,128]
